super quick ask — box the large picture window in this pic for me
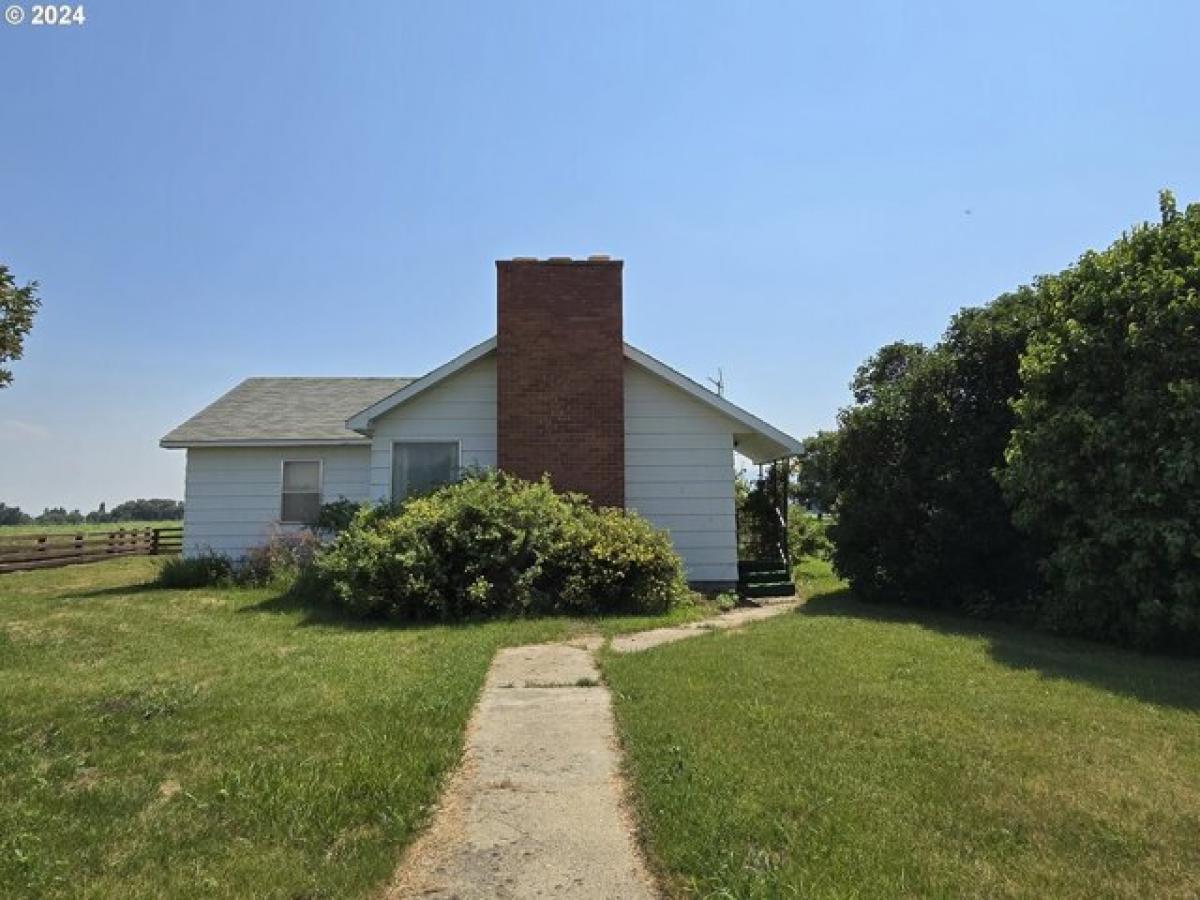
[280,460,321,524]
[392,442,459,502]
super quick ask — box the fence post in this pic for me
[151,528,160,556]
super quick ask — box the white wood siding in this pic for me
[624,361,738,585]
[180,355,740,585]
[182,445,370,557]
[367,356,497,502]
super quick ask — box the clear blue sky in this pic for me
[2,1,1198,513]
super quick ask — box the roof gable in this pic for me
[622,345,801,462]
[342,336,800,462]
[161,338,799,460]
[346,337,497,433]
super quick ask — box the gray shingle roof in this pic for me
[160,377,414,445]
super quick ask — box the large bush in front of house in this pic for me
[316,470,687,620]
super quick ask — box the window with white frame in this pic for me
[391,442,458,502]
[280,460,321,523]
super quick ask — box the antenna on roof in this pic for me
[707,368,725,397]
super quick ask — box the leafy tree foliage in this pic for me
[788,513,831,561]
[0,499,185,527]
[0,265,40,389]
[0,503,32,526]
[790,431,839,517]
[1001,193,1200,650]
[829,295,1041,614]
[35,507,84,526]
[827,193,1200,652]
[104,498,184,521]
[736,466,789,561]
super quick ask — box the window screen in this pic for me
[392,442,458,501]
[281,460,321,523]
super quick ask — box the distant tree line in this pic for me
[0,499,184,527]
[796,192,1199,653]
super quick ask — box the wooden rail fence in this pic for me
[0,526,183,574]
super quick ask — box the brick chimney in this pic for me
[496,257,625,507]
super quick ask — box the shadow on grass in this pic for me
[62,577,475,633]
[239,590,567,633]
[801,589,1200,713]
[238,591,407,631]
[55,580,164,601]
[241,588,703,637]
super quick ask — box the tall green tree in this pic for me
[1001,193,1200,650]
[35,507,83,526]
[830,295,1041,612]
[0,265,41,389]
[0,503,31,526]
[107,499,184,521]
[790,431,839,518]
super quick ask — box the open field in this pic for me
[603,558,1200,899]
[0,521,176,536]
[0,558,711,898]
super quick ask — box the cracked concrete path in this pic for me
[386,601,799,899]
[609,600,799,653]
[385,642,656,899]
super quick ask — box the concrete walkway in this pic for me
[386,600,798,899]
[609,600,798,654]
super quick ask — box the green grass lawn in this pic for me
[0,521,177,537]
[602,558,1200,899]
[0,558,710,899]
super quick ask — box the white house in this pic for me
[161,258,800,589]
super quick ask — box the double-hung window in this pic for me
[391,442,459,502]
[280,460,322,524]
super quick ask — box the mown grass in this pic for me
[0,558,711,898]
[0,521,175,536]
[603,557,1200,899]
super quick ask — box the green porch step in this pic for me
[738,560,787,575]
[740,581,796,599]
[740,569,791,585]
[737,560,795,599]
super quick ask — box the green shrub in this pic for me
[315,499,366,534]
[317,470,687,620]
[548,505,684,615]
[713,590,739,611]
[789,513,831,561]
[157,551,234,588]
[238,531,323,586]
[158,533,325,591]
